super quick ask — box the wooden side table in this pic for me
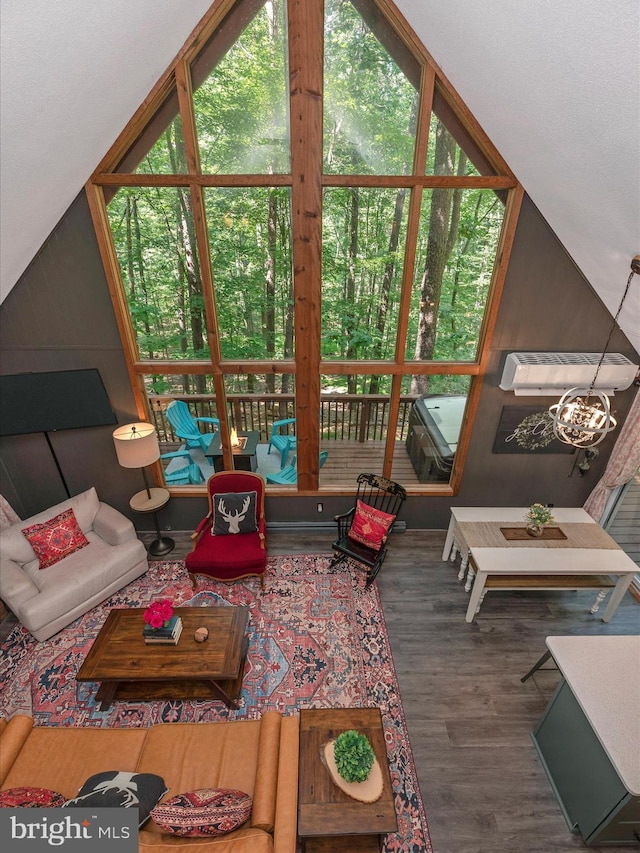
[297,707,397,852]
[130,486,174,557]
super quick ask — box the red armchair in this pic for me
[185,471,267,589]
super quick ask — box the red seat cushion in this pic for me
[185,530,266,578]
[347,500,395,551]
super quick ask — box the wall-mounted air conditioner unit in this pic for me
[499,352,638,396]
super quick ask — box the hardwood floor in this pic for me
[142,528,639,853]
[3,528,637,852]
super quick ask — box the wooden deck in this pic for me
[317,440,421,487]
[160,438,428,489]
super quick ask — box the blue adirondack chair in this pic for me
[266,451,328,485]
[166,400,220,453]
[160,449,204,485]
[268,417,297,468]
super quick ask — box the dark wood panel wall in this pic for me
[0,193,637,529]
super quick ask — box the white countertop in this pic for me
[546,635,640,795]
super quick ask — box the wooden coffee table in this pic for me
[77,606,249,710]
[297,707,397,852]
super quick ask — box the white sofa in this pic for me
[0,487,148,642]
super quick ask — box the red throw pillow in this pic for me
[347,499,396,551]
[22,508,90,569]
[0,787,67,808]
[150,788,252,837]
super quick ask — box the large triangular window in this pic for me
[88,0,521,494]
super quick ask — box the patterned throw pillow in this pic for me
[22,508,89,569]
[347,499,396,551]
[64,771,167,827]
[212,491,258,535]
[0,787,67,808]
[150,788,252,837]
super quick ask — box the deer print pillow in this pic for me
[64,771,168,827]
[212,491,258,535]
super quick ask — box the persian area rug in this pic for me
[0,555,431,853]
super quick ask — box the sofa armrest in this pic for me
[93,502,137,545]
[273,714,300,853]
[0,715,34,784]
[251,711,281,832]
[0,559,39,609]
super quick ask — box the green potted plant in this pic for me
[524,503,555,537]
[333,730,375,784]
[323,729,383,803]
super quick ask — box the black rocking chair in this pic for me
[329,473,407,586]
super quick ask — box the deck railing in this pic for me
[149,394,416,445]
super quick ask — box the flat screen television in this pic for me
[0,369,118,437]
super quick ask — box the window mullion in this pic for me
[288,0,324,491]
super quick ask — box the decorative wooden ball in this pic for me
[194,627,209,643]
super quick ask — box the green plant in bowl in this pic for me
[525,503,555,527]
[333,730,375,783]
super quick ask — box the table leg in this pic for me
[465,571,487,622]
[442,517,456,561]
[463,555,474,592]
[520,649,553,682]
[589,589,608,614]
[601,574,634,622]
[95,681,118,711]
[456,553,467,581]
[207,680,240,710]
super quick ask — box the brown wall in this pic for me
[0,192,637,531]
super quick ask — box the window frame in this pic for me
[86,0,523,496]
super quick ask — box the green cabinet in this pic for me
[533,680,640,846]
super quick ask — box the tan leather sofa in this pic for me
[0,711,299,853]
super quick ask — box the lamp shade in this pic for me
[113,422,160,468]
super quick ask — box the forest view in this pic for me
[106,0,504,406]
[92,0,522,488]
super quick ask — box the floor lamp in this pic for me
[113,422,175,557]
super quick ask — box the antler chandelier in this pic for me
[549,255,640,448]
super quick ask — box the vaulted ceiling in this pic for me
[1,0,638,351]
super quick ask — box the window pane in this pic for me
[192,0,290,174]
[425,89,499,177]
[107,188,211,361]
[324,0,418,175]
[397,375,471,483]
[144,383,219,486]
[319,373,390,487]
[426,112,480,177]
[223,373,296,476]
[405,188,504,363]
[322,187,407,360]
[114,88,182,175]
[204,188,293,360]
[224,373,295,438]
[133,114,187,176]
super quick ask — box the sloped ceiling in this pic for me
[1,0,639,352]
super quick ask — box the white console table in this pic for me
[532,635,640,846]
[443,507,636,623]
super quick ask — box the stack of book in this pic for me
[143,615,183,645]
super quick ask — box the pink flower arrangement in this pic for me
[143,598,174,629]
